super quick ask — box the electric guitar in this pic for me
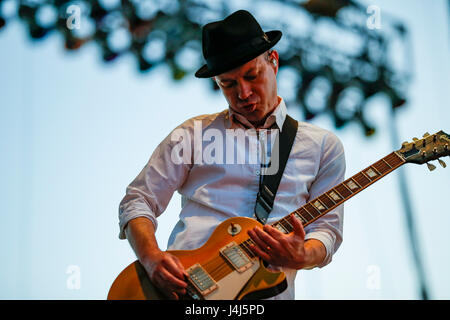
[108,130,449,300]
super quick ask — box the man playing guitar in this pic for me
[117,10,345,300]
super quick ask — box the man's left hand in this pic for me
[247,214,310,270]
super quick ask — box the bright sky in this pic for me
[0,0,449,299]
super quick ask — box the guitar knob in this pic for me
[426,162,436,171]
[438,159,447,168]
[228,223,241,236]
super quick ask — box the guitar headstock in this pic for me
[397,130,450,170]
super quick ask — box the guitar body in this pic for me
[108,217,288,300]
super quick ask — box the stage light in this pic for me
[385,86,407,109]
[28,21,49,39]
[304,75,333,115]
[17,3,35,22]
[90,0,109,21]
[137,54,153,72]
[107,27,132,52]
[102,46,119,62]
[302,0,352,18]
[141,31,166,64]
[4,0,411,136]
[64,34,87,50]
[35,3,57,29]
[335,85,363,120]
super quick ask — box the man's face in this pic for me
[214,51,280,127]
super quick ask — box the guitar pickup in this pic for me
[220,242,253,273]
[186,264,218,297]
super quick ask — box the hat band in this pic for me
[205,34,271,72]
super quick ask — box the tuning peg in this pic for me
[438,159,447,168]
[426,162,436,171]
[423,132,430,137]
[402,141,409,147]
[412,137,419,142]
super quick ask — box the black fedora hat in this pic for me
[195,10,282,78]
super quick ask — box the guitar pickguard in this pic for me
[204,259,261,300]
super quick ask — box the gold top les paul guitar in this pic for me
[108,130,450,300]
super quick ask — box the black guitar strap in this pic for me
[254,115,298,224]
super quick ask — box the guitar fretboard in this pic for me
[237,152,405,258]
[273,151,405,233]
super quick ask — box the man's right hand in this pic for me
[142,249,189,300]
[124,217,189,300]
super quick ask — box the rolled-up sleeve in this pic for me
[304,132,346,268]
[118,125,192,239]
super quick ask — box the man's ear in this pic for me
[269,50,279,75]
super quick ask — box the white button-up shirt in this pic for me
[118,98,345,299]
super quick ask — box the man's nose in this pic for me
[237,81,252,101]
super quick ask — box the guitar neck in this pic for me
[272,151,406,232]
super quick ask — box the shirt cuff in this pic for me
[118,211,158,240]
[304,230,336,268]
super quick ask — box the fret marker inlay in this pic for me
[313,200,326,211]
[329,191,341,201]
[346,180,359,190]
[365,168,377,178]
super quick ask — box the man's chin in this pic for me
[231,105,264,123]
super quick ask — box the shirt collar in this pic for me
[226,97,287,132]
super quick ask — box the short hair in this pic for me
[265,50,274,61]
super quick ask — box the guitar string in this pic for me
[200,238,258,281]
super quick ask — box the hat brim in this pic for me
[195,30,282,78]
